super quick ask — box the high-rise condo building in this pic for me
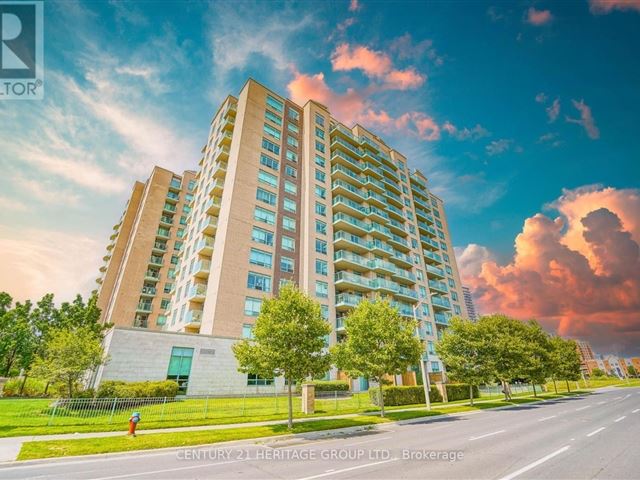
[96,166,196,330]
[462,285,478,321]
[94,79,468,394]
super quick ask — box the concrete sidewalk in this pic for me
[0,390,578,463]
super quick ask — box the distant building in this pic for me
[461,285,478,321]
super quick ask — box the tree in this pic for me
[552,338,582,391]
[477,315,530,401]
[232,284,331,429]
[521,321,552,397]
[30,327,107,397]
[436,317,493,405]
[0,298,37,377]
[628,365,637,378]
[591,368,605,378]
[331,298,422,417]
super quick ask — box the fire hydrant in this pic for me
[128,412,141,437]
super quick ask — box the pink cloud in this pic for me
[458,186,640,356]
[348,0,361,12]
[330,43,426,90]
[546,98,560,122]
[566,99,600,139]
[589,0,640,14]
[526,7,554,26]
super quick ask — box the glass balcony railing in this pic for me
[428,280,448,293]
[335,293,364,307]
[335,271,374,289]
[334,250,369,268]
[431,296,451,309]
[426,265,446,277]
[334,231,368,249]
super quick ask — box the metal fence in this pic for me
[478,383,536,399]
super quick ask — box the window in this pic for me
[244,297,262,317]
[260,153,279,171]
[286,150,298,162]
[288,109,299,122]
[285,165,297,178]
[283,216,296,231]
[315,202,326,216]
[280,256,294,273]
[284,180,297,195]
[315,154,325,167]
[242,323,255,338]
[287,123,299,134]
[263,123,281,140]
[164,283,173,294]
[248,373,273,386]
[287,136,299,148]
[161,298,171,310]
[428,341,436,355]
[315,113,325,126]
[431,361,441,373]
[422,304,430,317]
[445,265,452,275]
[321,304,329,319]
[254,206,275,225]
[247,272,271,292]
[262,138,280,155]
[266,94,283,112]
[448,278,456,288]
[315,169,326,182]
[258,170,278,187]
[419,286,427,299]
[281,235,295,251]
[315,281,328,298]
[315,219,327,234]
[454,304,461,315]
[443,253,450,263]
[188,180,196,191]
[435,219,443,229]
[315,140,325,153]
[424,321,433,335]
[256,187,277,206]
[440,242,448,251]
[316,259,328,276]
[265,109,282,126]
[315,126,325,139]
[451,291,458,302]
[167,347,194,395]
[249,248,272,268]
[315,238,327,254]
[284,198,297,213]
[315,185,326,199]
[252,227,274,246]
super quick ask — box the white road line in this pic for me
[632,409,640,413]
[576,405,591,411]
[91,459,244,480]
[587,427,606,437]
[538,415,557,422]
[614,416,626,423]
[597,401,606,405]
[614,396,622,400]
[469,430,506,441]
[498,445,570,480]
[295,458,399,480]
[343,436,392,447]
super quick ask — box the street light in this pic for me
[413,304,431,411]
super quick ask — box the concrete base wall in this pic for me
[93,327,284,396]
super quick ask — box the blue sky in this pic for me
[1,0,639,355]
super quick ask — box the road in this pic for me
[1,387,638,480]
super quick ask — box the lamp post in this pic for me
[413,304,431,411]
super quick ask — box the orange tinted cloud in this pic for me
[589,0,640,14]
[526,7,553,26]
[458,186,640,356]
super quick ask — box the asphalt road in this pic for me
[1,387,638,480]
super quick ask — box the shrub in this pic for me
[96,380,179,398]
[1,377,49,397]
[369,385,442,406]
[296,380,350,393]
[445,384,480,401]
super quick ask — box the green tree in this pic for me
[591,368,605,378]
[554,338,582,391]
[30,327,107,397]
[331,298,422,417]
[521,321,552,397]
[627,365,637,377]
[232,284,331,429]
[436,317,493,405]
[0,298,37,377]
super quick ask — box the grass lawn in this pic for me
[545,377,640,393]
[17,391,586,460]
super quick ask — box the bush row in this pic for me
[369,385,443,406]
[445,384,480,401]
[295,380,350,393]
[96,380,179,398]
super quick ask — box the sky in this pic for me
[0,0,639,356]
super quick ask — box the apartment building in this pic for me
[95,79,469,394]
[461,285,478,321]
[96,166,196,330]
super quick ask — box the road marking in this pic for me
[324,469,335,473]
[469,430,506,441]
[91,459,244,480]
[614,416,626,423]
[614,396,622,400]
[576,405,591,411]
[632,409,640,413]
[343,436,392,446]
[597,401,606,405]
[587,427,606,437]
[538,415,557,422]
[295,458,399,480]
[498,445,570,480]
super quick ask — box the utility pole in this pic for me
[413,304,431,411]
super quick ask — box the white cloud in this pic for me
[485,138,513,156]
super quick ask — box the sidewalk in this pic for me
[0,391,570,463]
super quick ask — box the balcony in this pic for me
[331,136,363,159]
[422,237,441,251]
[368,238,394,256]
[196,235,214,256]
[333,212,368,235]
[365,206,389,223]
[162,203,177,214]
[359,135,380,153]
[188,284,207,302]
[434,312,449,326]
[166,191,180,203]
[217,130,233,148]
[213,145,230,164]
[207,179,224,197]
[184,309,203,327]
[152,242,167,253]
[331,164,364,185]
[336,317,346,331]
[363,175,385,193]
[428,280,448,294]
[144,270,160,282]
[205,196,222,215]
[223,102,236,118]
[192,260,211,278]
[368,222,391,240]
[333,231,368,254]
[335,271,373,292]
[386,204,405,222]
[362,162,383,179]
[383,178,402,197]
[365,190,387,208]
[387,218,406,236]
[369,258,397,275]
[334,250,369,272]
[333,195,366,218]
[331,179,366,202]
[149,255,163,267]
[201,215,218,235]
[140,286,156,297]
[389,250,413,268]
[169,178,182,191]
[136,302,153,313]
[158,215,172,228]
[331,150,364,173]
[212,161,228,179]
[392,268,417,285]
[426,264,446,279]
[389,234,410,252]
[373,278,400,294]
[395,286,419,303]
[390,300,416,319]
[222,115,235,131]
[380,162,399,181]
[331,124,359,145]
[335,293,364,310]
[415,208,431,222]
[431,295,451,310]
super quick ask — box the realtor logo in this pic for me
[0,1,43,99]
